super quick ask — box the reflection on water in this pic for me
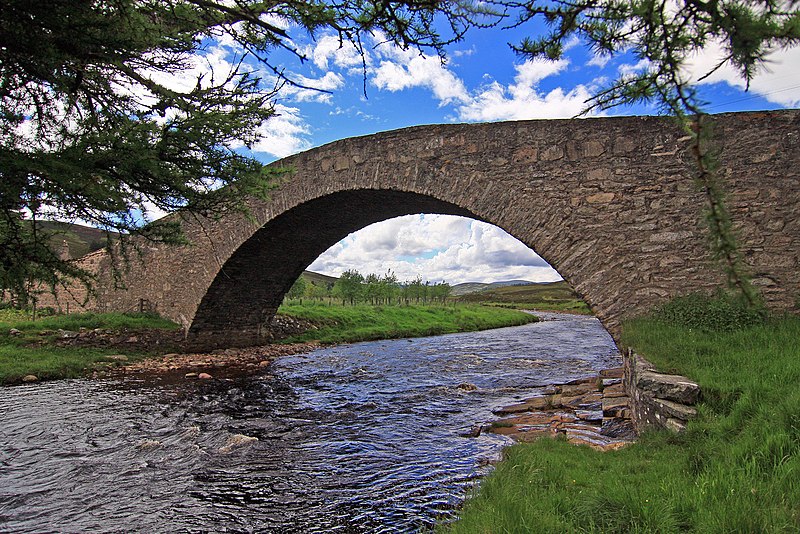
[0,313,620,532]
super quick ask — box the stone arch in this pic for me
[58,111,800,349]
[188,189,479,347]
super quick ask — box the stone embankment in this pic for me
[623,350,701,433]
[486,368,637,451]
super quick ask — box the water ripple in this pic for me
[0,312,619,532]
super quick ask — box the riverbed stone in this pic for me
[493,396,552,414]
[198,372,213,379]
[22,374,38,383]
[562,392,602,409]
[219,433,259,453]
[602,382,626,397]
[561,380,599,396]
[104,354,129,362]
[600,367,624,379]
[601,418,637,439]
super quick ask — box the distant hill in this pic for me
[302,270,338,288]
[455,280,590,313]
[451,279,534,296]
[33,221,115,259]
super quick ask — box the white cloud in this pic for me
[587,53,611,69]
[618,58,653,78]
[307,214,561,284]
[283,71,345,103]
[371,45,470,105]
[456,58,594,121]
[249,104,312,158]
[684,41,800,107]
[304,34,366,71]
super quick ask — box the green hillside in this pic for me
[451,280,535,296]
[456,280,590,313]
[32,221,114,259]
[301,270,338,288]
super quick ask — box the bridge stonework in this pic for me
[54,111,800,349]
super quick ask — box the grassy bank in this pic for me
[0,311,179,384]
[277,303,539,344]
[443,310,800,532]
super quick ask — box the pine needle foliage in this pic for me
[0,0,484,303]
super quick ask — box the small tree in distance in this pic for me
[285,275,307,304]
[333,270,365,305]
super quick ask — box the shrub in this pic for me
[654,291,765,332]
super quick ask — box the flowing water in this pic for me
[0,313,620,533]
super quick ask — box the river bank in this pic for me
[442,313,800,533]
[0,304,538,385]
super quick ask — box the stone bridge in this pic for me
[58,110,800,349]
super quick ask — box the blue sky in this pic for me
[207,20,800,284]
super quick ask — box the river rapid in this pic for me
[0,312,620,533]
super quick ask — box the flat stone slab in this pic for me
[653,397,698,420]
[602,382,627,397]
[561,381,599,396]
[492,396,553,414]
[600,367,624,379]
[562,392,603,409]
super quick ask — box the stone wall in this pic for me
[623,350,700,432]
[40,110,800,349]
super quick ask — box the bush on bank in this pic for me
[443,294,800,533]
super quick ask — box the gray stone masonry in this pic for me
[623,350,700,432]
[39,110,800,349]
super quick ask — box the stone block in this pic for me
[653,398,698,420]
[636,371,701,404]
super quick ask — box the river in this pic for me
[0,312,620,533]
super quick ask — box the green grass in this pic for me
[0,311,179,384]
[442,314,800,533]
[277,303,539,343]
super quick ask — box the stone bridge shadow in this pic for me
[54,111,800,349]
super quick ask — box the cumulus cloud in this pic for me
[684,41,800,107]
[307,214,561,284]
[304,34,367,71]
[586,53,611,69]
[248,103,312,158]
[372,45,470,105]
[283,71,345,104]
[456,58,594,121]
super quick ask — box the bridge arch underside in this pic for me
[188,189,478,348]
